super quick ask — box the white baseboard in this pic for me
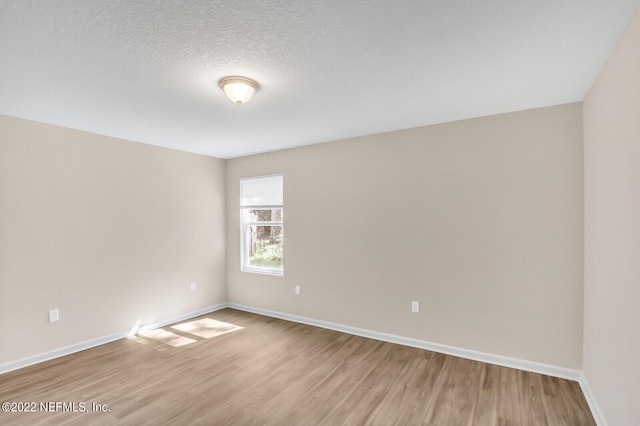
[578,372,607,426]
[0,303,227,376]
[227,303,582,382]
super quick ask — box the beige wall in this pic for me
[0,115,227,366]
[227,103,584,369]
[583,9,640,426]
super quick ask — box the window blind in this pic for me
[240,174,283,207]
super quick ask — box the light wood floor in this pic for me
[0,308,595,425]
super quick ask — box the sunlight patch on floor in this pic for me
[172,318,244,339]
[127,318,244,350]
[129,328,197,348]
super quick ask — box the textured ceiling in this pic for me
[1,1,639,159]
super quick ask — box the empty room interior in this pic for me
[1,1,639,425]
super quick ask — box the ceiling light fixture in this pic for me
[219,76,259,104]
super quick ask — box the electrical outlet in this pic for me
[49,309,59,322]
[295,285,300,295]
[190,282,197,292]
[411,301,419,313]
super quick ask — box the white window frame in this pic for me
[240,174,284,276]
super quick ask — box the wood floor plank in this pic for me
[0,308,595,425]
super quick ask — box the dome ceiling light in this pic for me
[219,76,259,104]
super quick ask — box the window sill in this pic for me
[241,267,284,277]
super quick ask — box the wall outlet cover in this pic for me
[49,309,59,322]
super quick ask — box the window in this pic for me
[240,174,283,275]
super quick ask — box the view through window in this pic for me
[240,175,283,275]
